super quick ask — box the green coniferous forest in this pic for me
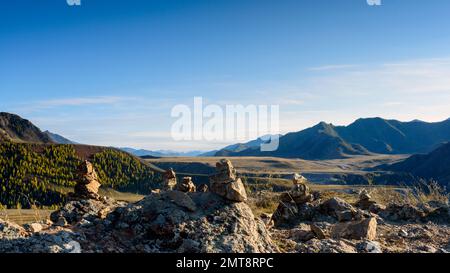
[0,142,161,208]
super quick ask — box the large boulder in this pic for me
[320,197,358,221]
[209,159,247,202]
[331,217,378,241]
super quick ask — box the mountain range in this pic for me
[214,134,282,156]
[216,117,450,160]
[119,147,207,158]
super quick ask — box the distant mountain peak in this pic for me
[44,130,78,144]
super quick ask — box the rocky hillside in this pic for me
[379,142,450,187]
[268,178,450,253]
[0,112,54,144]
[218,117,450,160]
[0,159,277,253]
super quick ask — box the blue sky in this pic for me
[1,0,450,150]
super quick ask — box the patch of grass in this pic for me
[367,181,449,206]
[0,209,53,225]
[411,181,449,205]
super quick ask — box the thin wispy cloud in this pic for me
[276,98,305,106]
[308,64,359,71]
[11,96,139,114]
[36,96,135,108]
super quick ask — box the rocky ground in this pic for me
[268,183,450,253]
[0,159,449,253]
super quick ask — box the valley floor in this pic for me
[146,154,408,173]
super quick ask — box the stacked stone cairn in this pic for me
[209,159,247,202]
[176,176,197,193]
[162,168,177,190]
[70,160,101,200]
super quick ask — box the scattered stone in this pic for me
[336,210,354,222]
[357,240,382,253]
[260,213,274,227]
[176,177,196,193]
[320,197,357,220]
[297,238,357,253]
[369,203,386,214]
[28,223,43,233]
[0,219,27,240]
[398,229,409,238]
[210,159,247,202]
[55,217,68,227]
[418,245,438,253]
[289,224,315,242]
[310,223,328,239]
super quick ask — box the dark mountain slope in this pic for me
[379,142,450,187]
[337,118,450,154]
[0,112,54,144]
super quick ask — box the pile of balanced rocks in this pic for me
[209,159,247,202]
[162,168,177,190]
[69,160,102,200]
[176,176,197,193]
